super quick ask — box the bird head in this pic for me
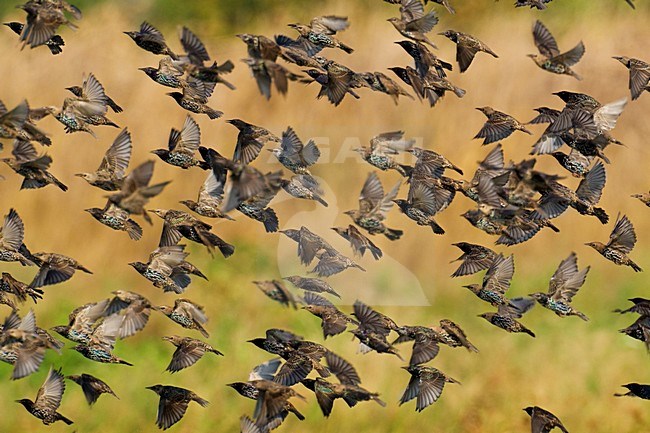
[226,118,247,129]
[462,284,481,294]
[247,338,268,350]
[74,172,93,181]
[153,305,173,315]
[523,407,535,416]
[438,30,457,41]
[392,199,409,212]
[145,385,163,394]
[15,399,33,409]
[4,22,22,33]
[236,34,254,44]
[66,375,82,384]
[178,200,196,209]
[477,313,492,320]
[162,335,181,344]
[65,86,83,97]
[584,241,603,252]
[475,106,493,116]
[50,325,70,337]
[123,31,138,40]
[128,262,147,273]
[612,56,630,66]
[148,209,167,219]
[226,382,247,392]
[138,67,158,78]
[166,92,183,102]
[386,17,400,24]
[150,149,168,157]
[528,292,546,302]
[84,208,102,218]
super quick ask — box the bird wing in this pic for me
[532,20,559,58]
[139,21,166,43]
[174,115,201,153]
[400,0,425,21]
[410,333,440,366]
[12,139,38,162]
[475,118,515,144]
[99,128,132,176]
[358,172,385,213]
[607,214,637,253]
[176,300,208,324]
[416,372,446,411]
[555,41,585,67]
[628,60,650,100]
[456,43,479,73]
[310,15,349,35]
[575,161,605,204]
[180,26,210,64]
[280,126,305,162]
[1,209,25,250]
[168,341,205,372]
[249,358,282,381]
[483,254,514,294]
[325,351,360,386]
[34,367,65,411]
[156,395,190,430]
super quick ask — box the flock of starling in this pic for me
[1,0,649,432]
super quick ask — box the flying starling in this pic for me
[253,280,299,308]
[107,160,171,225]
[85,201,143,240]
[284,276,340,298]
[304,64,360,107]
[549,148,593,178]
[614,298,650,316]
[104,290,152,339]
[529,20,585,80]
[4,21,64,54]
[613,56,650,100]
[129,245,201,294]
[392,325,441,366]
[242,58,304,100]
[288,16,353,56]
[529,252,590,321]
[523,406,569,433]
[30,252,92,289]
[146,384,208,430]
[450,242,497,277]
[152,115,207,169]
[281,175,328,206]
[75,128,132,191]
[345,172,403,240]
[237,33,281,61]
[17,0,80,49]
[280,226,337,266]
[387,1,439,48]
[228,118,280,165]
[360,71,414,105]
[228,377,304,424]
[331,225,383,260]
[302,292,359,338]
[631,191,650,207]
[179,160,232,220]
[393,183,447,234]
[245,379,306,427]
[514,0,553,9]
[156,298,210,338]
[302,377,385,417]
[615,383,650,399]
[167,78,222,119]
[439,30,498,73]
[585,214,642,272]
[395,40,453,78]
[0,208,34,266]
[478,307,536,337]
[139,56,184,89]
[66,83,122,113]
[354,130,414,177]
[619,315,650,351]
[399,365,459,412]
[311,249,366,277]
[1,140,67,191]
[235,180,282,233]
[124,21,177,58]
[16,367,73,425]
[51,300,111,345]
[269,127,320,175]
[1,272,43,304]
[462,254,520,309]
[66,373,118,405]
[474,107,531,145]
[163,335,223,373]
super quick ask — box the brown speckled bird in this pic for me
[523,406,569,433]
[529,20,584,80]
[75,128,132,191]
[613,56,650,100]
[66,373,118,405]
[474,107,531,145]
[16,367,73,425]
[156,298,210,338]
[163,335,223,373]
[585,214,642,272]
[439,30,498,73]
[146,384,208,430]
[399,365,459,412]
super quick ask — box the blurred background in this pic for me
[1,0,649,431]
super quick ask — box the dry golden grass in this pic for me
[0,1,649,432]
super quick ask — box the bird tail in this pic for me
[193,396,210,407]
[524,327,536,338]
[429,220,445,235]
[453,86,466,98]
[49,174,68,192]
[397,164,413,178]
[202,231,235,258]
[262,208,279,233]
[592,207,609,225]
[205,107,223,120]
[126,220,143,241]
[288,403,305,420]
[570,70,583,81]
[56,413,74,425]
[197,324,210,338]
[630,260,643,272]
[519,125,533,135]
[575,310,589,321]
[119,358,134,366]
[315,195,328,207]
[48,44,63,55]
[384,228,403,241]
[339,43,354,54]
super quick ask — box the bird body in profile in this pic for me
[75,128,132,191]
[399,365,459,412]
[30,252,92,289]
[345,172,402,240]
[146,384,208,430]
[124,21,177,58]
[462,254,517,308]
[585,214,642,272]
[17,0,80,50]
[302,377,385,417]
[67,373,118,405]
[85,201,143,240]
[156,298,210,338]
[523,406,569,433]
[331,225,383,260]
[615,383,650,400]
[475,107,531,145]
[439,30,498,73]
[478,308,536,337]
[163,335,223,373]
[270,127,320,175]
[613,56,650,100]
[152,115,207,169]
[450,242,497,277]
[387,0,439,48]
[529,20,585,80]
[16,367,73,425]
[2,140,67,191]
[4,21,64,54]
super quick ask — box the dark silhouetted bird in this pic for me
[67,373,118,405]
[613,56,650,100]
[615,383,650,399]
[585,214,642,272]
[439,30,498,72]
[228,118,280,165]
[163,335,223,373]
[529,20,584,80]
[17,0,80,49]
[523,406,569,433]
[4,21,64,54]
[302,377,385,417]
[124,21,177,58]
[242,57,304,100]
[146,384,208,430]
[1,272,43,304]
[1,140,67,191]
[30,252,92,289]
[16,367,73,425]
[167,78,222,119]
[474,107,531,145]
[399,365,459,412]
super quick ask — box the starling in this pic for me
[529,107,562,125]
[30,252,92,289]
[614,298,650,316]
[85,201,143,240]
[523,406,569,433]
[529,252,590,321]
[619,315,650,351]
[1,272,43,304]
[104,290,152,338]
[235,181,282,233]
[360,71,414,105]
[288,16,353,56]
[0,208,34,266]
[549,149,593,178]
[51,299,110,345]
[302,292,358,338]
[410,147,463,176]
[4,21,64,54]
[73,337,133,366]
[177,26,235,89]
[228,378,304,425]
[237,33,281,61]
[146,384,208,430]
[66,83,122,113]
[439,30,498,73]
[75,128,132,191]
[0,99,29,141]
[281,175,328,206]
[399,365,459,412]
[514,0,553,9]
[163,335,223,373]
[462,254,519,309]
[585,214,642,272]
[156,298,210,338]
[392,325,441,365]
[1,139,67,191]
[354,130,414,177]
[242,58,304,100]
[345,172,403,240]
[129,245,199,294]
[436,319,479,351]
[246,379,305,426]
[179,161,233,220]
[331,225,383,260]
[228,118,280,165]
[393,183,447,234]
[615,383,650,399]
[302,377,385,417]
[107,160,171,225]
[16,367,73,425]
[124,21,177,58]
[478,307,536,337]
[284,275,341,298]
[167,78,222,119]
[253,280,299,309]
[18,0,80,49]
[450,242,497,277]
[304,64,360,107]
[350,327,403,359]
[474,107,531,145]
[529,20,585,80]
[139,56,184,89]
[324,350,362,385]
[152,115,208,170]
[613,56,650,100]
[269,127,320,175]
[631,191,650,207]
[395,40,453,78]
[387,0,439,48]
[66,373,118,405]
[280,226,337,266]
[311,249,366,277]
